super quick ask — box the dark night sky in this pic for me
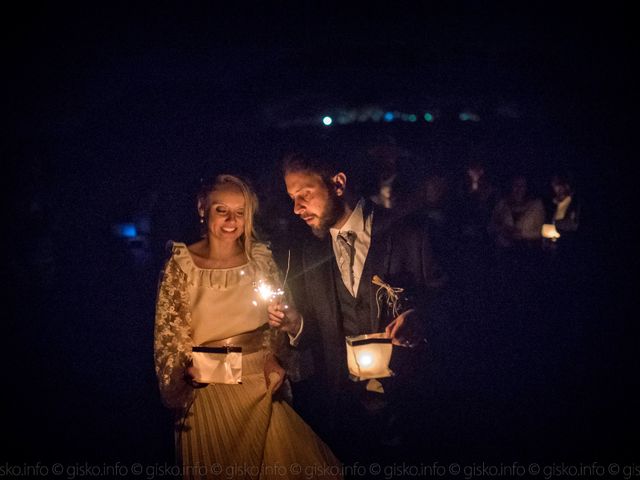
[6,2,630,210]
[9,3,629,143]
[6,2,631,266]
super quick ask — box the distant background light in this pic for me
[383,112,394,122]
[322,116,333,126]
[337,112,353,125]
[459,112,480,122]
[424,112,434,122]
[113,223,138,238]
[408,114,417,122]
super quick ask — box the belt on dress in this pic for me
[200,323,270,355]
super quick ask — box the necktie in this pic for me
[337,230,357,294]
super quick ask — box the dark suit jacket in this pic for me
[294,201,446,397]
[549,196,580,234]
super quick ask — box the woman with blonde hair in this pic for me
[154,174,340,478]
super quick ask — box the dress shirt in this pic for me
[329,198,372,297]
[289,198,373,346]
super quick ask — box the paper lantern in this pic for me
[345,333,393,381]
[541,223,561,240]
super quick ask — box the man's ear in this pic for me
[331,172,347,197]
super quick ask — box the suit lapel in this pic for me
[304,202,394,335]
[362,203,393,332]
[304,236,341,337]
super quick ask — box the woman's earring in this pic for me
[199,215,205,224]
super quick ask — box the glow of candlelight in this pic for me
[358,353,373,367]
[541,224,561,240]
[345,333,393,381]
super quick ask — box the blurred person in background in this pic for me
[490,174,545,249]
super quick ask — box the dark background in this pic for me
[4,0,635,471]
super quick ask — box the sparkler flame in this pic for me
[254,279,285,301]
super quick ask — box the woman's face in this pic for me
[202,184,246,243]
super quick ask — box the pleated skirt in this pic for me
[179,351,342,479]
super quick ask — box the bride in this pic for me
[154,174,341,479]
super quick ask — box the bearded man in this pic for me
[267,145,447,463]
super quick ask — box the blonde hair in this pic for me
[198,174,259,260]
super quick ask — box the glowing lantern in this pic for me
[541,224,561,241]
[345,333,393,381]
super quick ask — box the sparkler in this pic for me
[251,250,291,307]
[253,279,285,302]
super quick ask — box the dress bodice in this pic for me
[170,241,277,345]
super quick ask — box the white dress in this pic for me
[154,242,341,479]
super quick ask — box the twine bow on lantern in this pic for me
[372,274,404,320]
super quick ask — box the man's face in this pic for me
[284,170,344,238]
[551,180,569,200]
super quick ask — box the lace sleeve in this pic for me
[154,257,194,411]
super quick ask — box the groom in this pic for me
[268,146,446,462]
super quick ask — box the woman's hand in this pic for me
[185,365,209,388]
[263,353,285,392]
[267,301,302,336]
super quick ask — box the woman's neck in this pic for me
[190,237,246,269]
[207,237,242,258]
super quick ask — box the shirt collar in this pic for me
[330,198,366,239]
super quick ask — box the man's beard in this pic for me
[310,190,345,239]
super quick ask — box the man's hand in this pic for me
[267,301,302,336]
[384,309,425,347]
